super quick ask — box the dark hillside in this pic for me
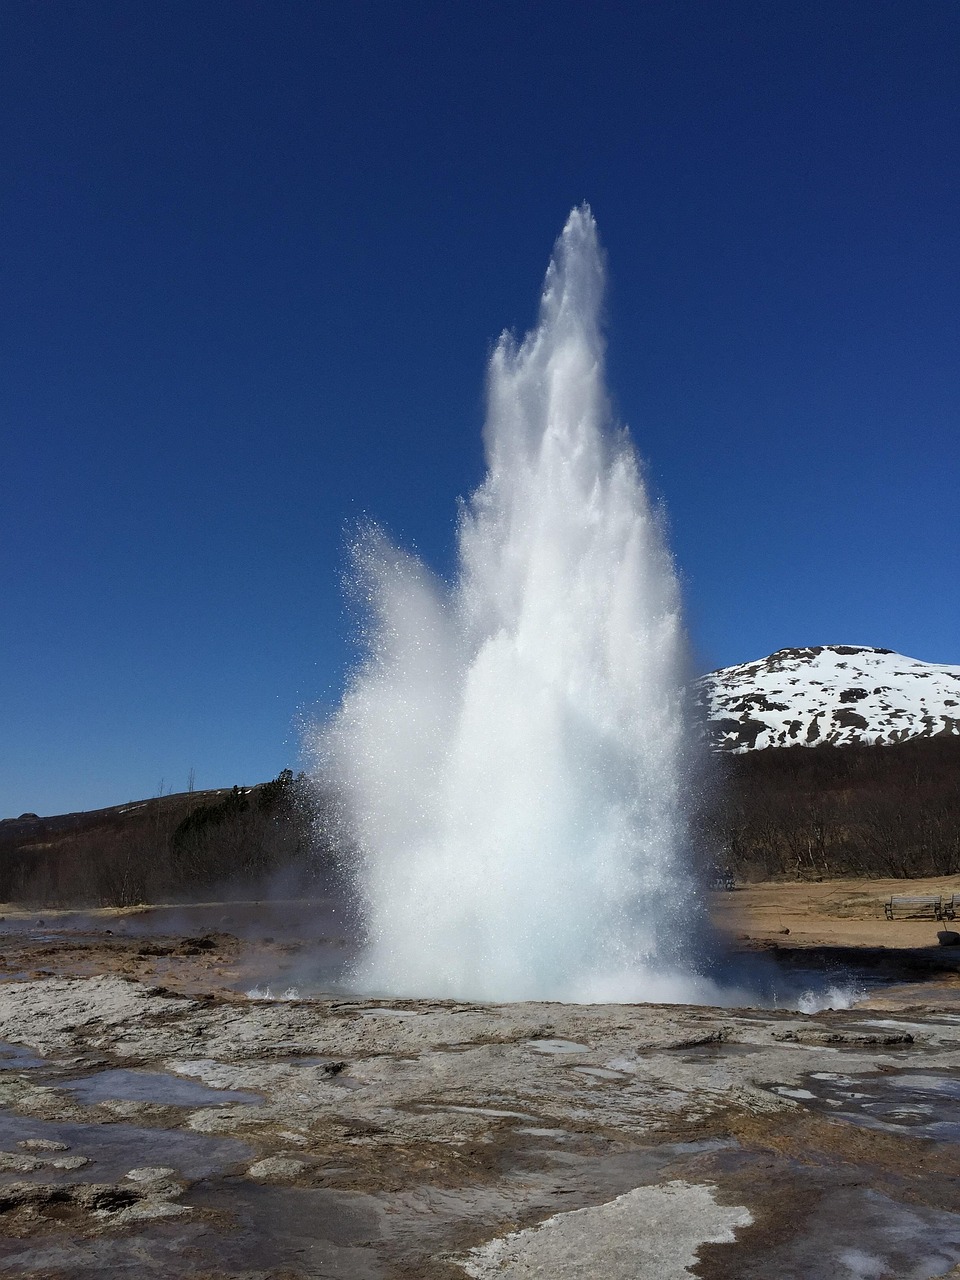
[0,772,333,907]
[707,736,960,881]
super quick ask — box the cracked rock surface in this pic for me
[0,922,957,1277]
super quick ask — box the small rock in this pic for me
[937,930,960,947]
[100,1200,191,1223]
[177,935,219,955]
[774,1028,913,1046]
[124,1166,178,1184]
[247,1156,307,1180]
[277,1130,309,1147]
[19,1139,69,1152]
[101,1099,151,1118]
[48,1155,90,1171]
[0,1151,41,1172]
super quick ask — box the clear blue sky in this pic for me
[2,1,958,817]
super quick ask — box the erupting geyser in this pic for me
[312,205,718,1002]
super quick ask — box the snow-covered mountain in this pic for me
[699,645,960,752]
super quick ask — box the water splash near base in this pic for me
[310,206,713,1002]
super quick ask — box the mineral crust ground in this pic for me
[0,889,956,1278]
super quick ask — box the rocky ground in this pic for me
[0,888,957,1278]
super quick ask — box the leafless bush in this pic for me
[716,737,960,880]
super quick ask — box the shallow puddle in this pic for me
[768,1068,960,1141]
[689,1144,960,1280]
[888,1072,960,1101]
[527,1039,589,1054]
[57,1068,263,1108]
[0,1041,47,1071]
[676,1041,759,1063]
[0,1109,252,1184]
[574,1067,627,1081]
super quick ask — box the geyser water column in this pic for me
[312,205,708,1002]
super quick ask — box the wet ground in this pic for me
[0,906,957,1277]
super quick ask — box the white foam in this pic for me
[796,983,864,1013]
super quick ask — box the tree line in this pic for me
[702,736,960,881]
[2,737,958,906]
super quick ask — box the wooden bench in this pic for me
[884,894,944,921]
[942,894,958,921]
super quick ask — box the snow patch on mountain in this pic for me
[699,645,960,752]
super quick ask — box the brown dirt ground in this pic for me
[710,875,960,949]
